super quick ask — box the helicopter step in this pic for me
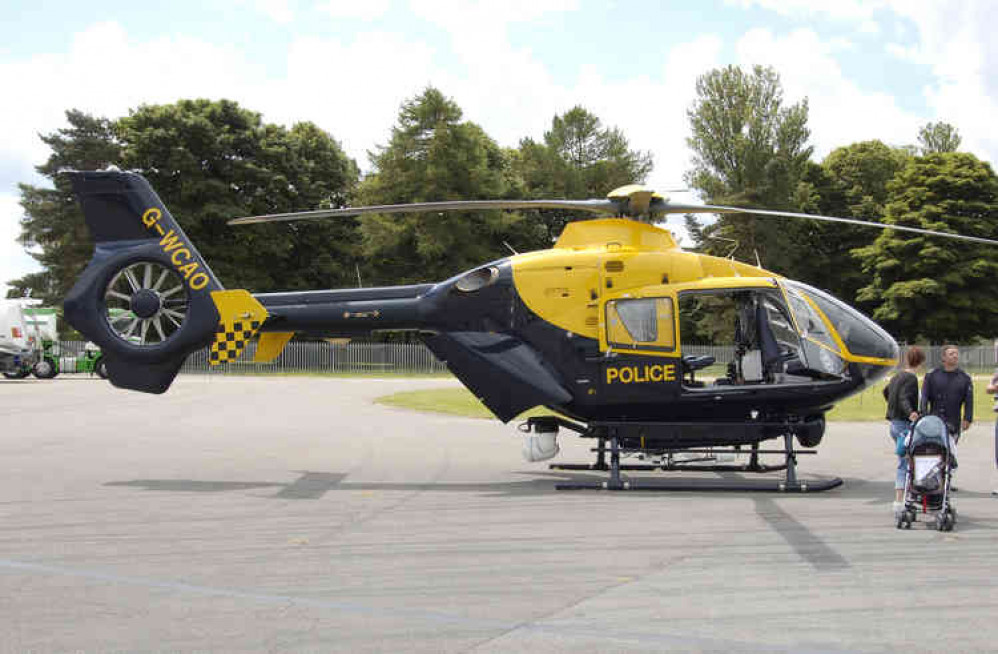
[522,417,841,493]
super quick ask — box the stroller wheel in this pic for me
[944,509,956,531]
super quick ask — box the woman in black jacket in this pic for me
[884,346,925,513]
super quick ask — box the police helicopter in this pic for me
[62,171,998,492]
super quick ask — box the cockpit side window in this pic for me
[606,297,675,351]
[784,284,838,352]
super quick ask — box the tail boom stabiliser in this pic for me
[63,171,266,393]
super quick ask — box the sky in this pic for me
[3,0,998,295]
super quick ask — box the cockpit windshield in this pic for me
[782,280,898,362]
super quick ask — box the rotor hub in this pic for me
[130,289,162,319]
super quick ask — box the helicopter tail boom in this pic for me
[63,170,266,393]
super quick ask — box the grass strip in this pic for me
[377,375,998,423]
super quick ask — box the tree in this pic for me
[4,272,60,301]
[117,99,359,291]
[544,106,653,194]
[684,65,813,275]
[854,152,998,342]
[787,141,911,305]
[513,106,653,244]
[12,101,360,304]
[918,121,961,154]
[9,110,122,305]
[358,88,528,284]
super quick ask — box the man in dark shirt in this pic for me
[920,344,973,440]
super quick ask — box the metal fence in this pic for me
[55,340,998,375]
[899,344,997,373]
[183,341,452,375]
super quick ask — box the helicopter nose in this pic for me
[799,283,899,371]
[784,280,899,378]
[810,291,898,363]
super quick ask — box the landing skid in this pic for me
[550,431,841,493]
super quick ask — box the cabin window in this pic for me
[606,297,675,351]
[677,288,836,388]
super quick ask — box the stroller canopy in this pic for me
[909,415,949,452]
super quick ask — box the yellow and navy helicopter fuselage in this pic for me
[64,171,898,452]
[258,220,896,444]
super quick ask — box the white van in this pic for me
[0,299,39,376]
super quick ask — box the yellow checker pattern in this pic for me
[210,319,262,364]
[208,290,268,366]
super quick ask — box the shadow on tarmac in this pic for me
[105,469,859,499]
[106,471,574,499]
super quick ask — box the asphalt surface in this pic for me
[2,374,998,653]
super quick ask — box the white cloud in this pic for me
[737,0,998,167]
[396,0,581,152]
[409,0,579,27]
[255,0,295,23]
[0,193,40,295]
[884,0,998,163]
[0,21,262,190]
[266,32,439,168]
[857,19,880,35]
[734,28,921,157]
[726,0,884,23]
[317,0,391,21]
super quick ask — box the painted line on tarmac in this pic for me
[0,557,856,653]
[754,497,850,570]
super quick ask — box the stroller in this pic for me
[895,415,957,531]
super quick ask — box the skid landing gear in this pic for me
[552,430,842,493]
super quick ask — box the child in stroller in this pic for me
[896,415,957,530]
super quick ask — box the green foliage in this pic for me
[918,121,962,154]
[788,141,911,305]
[10,110,122,305]
[544,106,653,193]
[684,65,813,276]
[358,88,530,284]
[512,106,653,244]
[4,271,60,301]
[11,101,360,300]
[118,99,360,290]
[855,152,998,341]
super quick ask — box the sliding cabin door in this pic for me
[599,295,682,402]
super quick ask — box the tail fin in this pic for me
[63,170,266,393]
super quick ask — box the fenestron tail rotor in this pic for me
[228,184,998,246]
[104,260,189,346]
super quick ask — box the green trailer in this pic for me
[56,341,109,378]
[2,305,109,379]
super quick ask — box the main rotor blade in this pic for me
[228,199,618,225]
[661,203,998,246]
[230,193,998,246]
